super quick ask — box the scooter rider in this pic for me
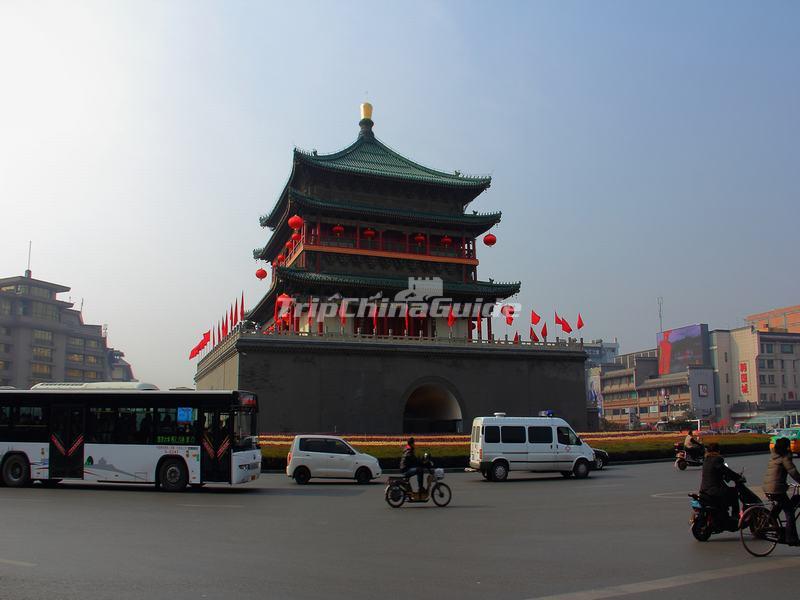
[400,438,424,498]
[684,430,704,462]
[763,437,800,546]
[700,442,743,527]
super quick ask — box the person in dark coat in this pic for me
[699,442,743,523]
[763,437,800,545]
[400,438,423,496]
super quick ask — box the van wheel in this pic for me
[2,454,31,487]
[293,466,311,485]
[355,467,371,485]
[490,461,508,482]
[573,460,590,479]
[159,458,188,492]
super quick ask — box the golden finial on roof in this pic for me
[360,102,373,121]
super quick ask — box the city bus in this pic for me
[0,386,261,491]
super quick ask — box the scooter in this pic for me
[675,442,704,470]
[385,461,452,508]
[688,474,761,541]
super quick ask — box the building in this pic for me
[196,104,588,433]
[0,271,137,388]
[710,327,800,426]
[598,325,716,428]
[745,304,800,334]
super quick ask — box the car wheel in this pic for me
[490,461,508,482]
[159,458,188,492]
[293,466,311,485]
[595,455,605,470]
[355,467,372,485]
[2,454,31,488]
[573,460,590,479]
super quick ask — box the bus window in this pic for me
[0,405,9,429]
[12,406,47,442]
[87,408,115,443]
[156,407,196,444]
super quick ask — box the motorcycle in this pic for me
[675,442,704,470]
[688,474,762,541]
[385,462,452,508]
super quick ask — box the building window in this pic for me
[32,329,53,345]
[782,374,786,385]
[0,326,9,336]
[768,375,775,385]
[29,287,52,300]
[0,299,10,316]
[759,375,766,384]
[0,360,8,371]
[30,363,51,377]
[65,368,82,379]
[724,352,728,362]
[67,337,84,347]
[84,370,100,380]
[86,339,100,350]
[85,355,99,365]
[758,359,766,369]
[781,344,794,354]
[760,393,767,401]
[765,343,774,353]
[0,343,11,353]
[725,373,729,383]
[31,346,52,362]
[767,360,775,369]
[66,353,83,363]
[31,301,59,321]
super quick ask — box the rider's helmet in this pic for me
[423,451,431,463]
[407,437,415,447]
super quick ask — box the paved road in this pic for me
[0,453,797,600]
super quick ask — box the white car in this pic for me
[286,435,382,485]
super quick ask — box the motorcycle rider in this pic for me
[763,437,800,546]
[699,442,743,528]
[684,430,704,462]
[400,437,424,499]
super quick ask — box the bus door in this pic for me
[200,410,232,483]
[49,405,85,479]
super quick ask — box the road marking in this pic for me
[525,557,800,600]
[177,504,243,509]
[651,491,693,499]
[0,559,36,568]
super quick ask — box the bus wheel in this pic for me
[159,458,188,492]
[2,454,31,488]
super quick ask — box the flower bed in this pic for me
[259,432,771,470]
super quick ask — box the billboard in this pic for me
[657,324,710,375]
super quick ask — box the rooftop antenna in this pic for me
[657,296,664,333]
[80,298,84,313]
[25,241,32,278]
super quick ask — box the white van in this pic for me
[469,414,595,481]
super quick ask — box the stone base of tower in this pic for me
[196,332,588,434]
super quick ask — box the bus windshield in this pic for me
[233,409,257,450]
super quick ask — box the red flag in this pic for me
[339,302,347,327]
[577,313,584,330]
[371,303,378,332]
[505,314,514,326]
[189,330,211,359]
[555,311,563,326]
[231,304,236,327]
[240,291,245,322]
[200,330,210,348]
[447,305,456,329]
[541,322,548,338]
[561,317,573,334]
[212,327,216,347]
[222,314,228,337]
[513,331,520,344]
[217,322,221,344]
[531,310,541,325]
[234,298,239,327]
[530,326,539,342]
[189,345,201,359]
[308,295,314,329]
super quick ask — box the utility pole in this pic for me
[657,296,663,333]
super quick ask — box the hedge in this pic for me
[260,433,771,470]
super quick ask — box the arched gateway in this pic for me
[402,381,463,434]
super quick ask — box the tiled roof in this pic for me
[294,133,491,190]
[275,267,520,299]
[259,189,501,230]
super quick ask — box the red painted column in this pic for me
[487,316,493,342]
[356,224,360,249]
[316,220,321,243]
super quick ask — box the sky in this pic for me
[0,1,798,388]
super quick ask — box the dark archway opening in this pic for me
[403,384,463,433]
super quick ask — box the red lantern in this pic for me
[414,233,426,245]
[288,214,304,230]
[255,268,267,280]
[332,224,344,237]
[284,241,293,250]
[483,233,497,247]
[363,228,376,239]
[276,253,285,263]
[500,305,515,318]
[440,235,452,247]
[291,232,301,242]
